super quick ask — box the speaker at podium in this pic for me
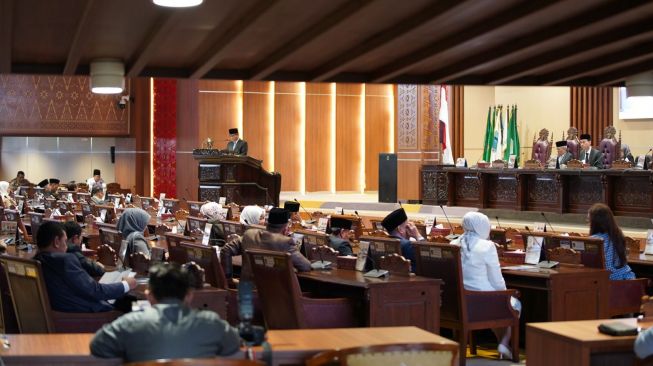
[378,153,397,203]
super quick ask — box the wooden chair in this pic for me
[311,245,339,266]
[189,287,228,320]
[99,228,124,253]
[358,236,402,268]
[124,358,264,366]
[219,220,244,236]
[164,233,194,265]
[97,244,118,267]
[186,201,205,217]
[185,216,207,238]
[129,252,150,275]
[246,248,356,329]
[0,256,120,333]
[413,242,519,365]
[179,241,227,289]
[295,229,329,261]
[306,343,458,366]
[609,278,649,317]
[547,247,582,265]
[379,253,411,276]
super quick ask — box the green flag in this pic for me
[504,105,520,162]
[482,106,494,161]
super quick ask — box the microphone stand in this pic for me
[439,205,459,240]
[363,243,389,278]
[294,198,315,224]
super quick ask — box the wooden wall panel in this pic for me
[305,83,332,192]
[451,85,464,160]
[336,84,363,192]
[274,82,302,191]
[243,81,273,171]
[571,87,612,145]
[365,84,393,191]
[198,80,241,148]
[396,84,420,200]
[176,79,199,202]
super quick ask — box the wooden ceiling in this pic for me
[2,0,653,86]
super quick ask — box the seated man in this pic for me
[86,169,105,192]
[554,140,573,168]
[579,133,603,169]
[8,170,30,193]
[381,208,421,271]
[222,208,311,281]
[329,217,354,256]
[90,263,241,363]
[90,186,105,205]
[33,221,136,312]
[64,221,105,277]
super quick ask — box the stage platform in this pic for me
[281,191,653,238]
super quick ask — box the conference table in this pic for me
[527,318,652,366]
[0,326,456,366]
[297,269,442,333]
[421,166,653,217]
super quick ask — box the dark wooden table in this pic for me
[297,268,442,333]
[422,166,653,217]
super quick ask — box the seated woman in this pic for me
[117,208,152,260]
[0,181,16,208]
[588,203,635,280]
[456,211,521,360]
[239,205,265,226]
[200,202,227,247]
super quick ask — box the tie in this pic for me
[585,152,589,162]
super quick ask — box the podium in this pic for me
[192,150,281,206]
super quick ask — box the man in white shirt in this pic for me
[86,169,106,191]
[226,128,248,155]
[579,133,603,169]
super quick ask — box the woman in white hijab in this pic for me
[200,202,227,246]
[457,211,521,359]
[239,205,265,226]
[0,181,16,208]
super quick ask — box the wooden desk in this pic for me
[626,254,653,280]
[0,326,454,366]
[297,269,441,333]
[502,264,610,322]
[527,318,650,366]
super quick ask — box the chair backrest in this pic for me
[95,205,117,224]
[547,247,581,265]
[295,229,329,260]
[531,130,552,165]
[413,242,465,324]
[29,212,44,243]
[545,234,605,268]
[359,236,402,267]
[306,342,458,366]
[124,358,264,366]
[0,260,19,333]
[77,192,91,203]
[220,220,244,236]
[186,201,204,217]
[99,228,123,253]
[185,216,207,236]
[311,245,339,265]
[0,256,54,333]
[164,233,194,264]
[598,138,619,169]
[246,248,306,329]
[609,278,649,317]
[189,288,228,319]
[140,197,156,210]
[129,252,150,275]
[179,241,227,289]
[80,202,94,217]
[161,198,180,213]
[97,244,118,267]
[567,138,580,159]
[379,253,411,276]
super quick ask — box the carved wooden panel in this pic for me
[225,165,236,182]
[397,85,417,149]
[423,84,439,150]
[421,169,449,205]
[568,176,602,204]
[456,173,480,200]
[199,164,221,181]
[0,74,129,136]
[199,185,221,202]
[614,176,650,207]
[488,175,517,203]
[528,175,559,204]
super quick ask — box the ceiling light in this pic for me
[90,59,124,94]
[152,0,203,7]
[625,72,653,98]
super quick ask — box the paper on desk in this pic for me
[525,236,544,265]
[99,270,135,284]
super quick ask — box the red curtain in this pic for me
[152,79,177,198]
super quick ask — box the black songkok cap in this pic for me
[49,178,60,184]
[228,128,238,135]
[284,201,300,213]
[37,179,48,188]
[580,133,591,141]
[330,217,352,230]
[93,169,101,176]
[267,208,290,225]
[381,208,408,233]
[555,141,567,148]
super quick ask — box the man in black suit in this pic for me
[225,128,248,155]
[33,221,136,313]
[579,133,603,169]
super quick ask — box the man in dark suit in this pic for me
[225,128,248,155]
[222,208,311,281]
[381,208,421,272]
[579,133,603,169]
[328,217,354,256]
[33,221,136,313]
[554,140,573,168]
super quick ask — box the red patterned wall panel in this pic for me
[153,79,177,198]
[0,74,129,136]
